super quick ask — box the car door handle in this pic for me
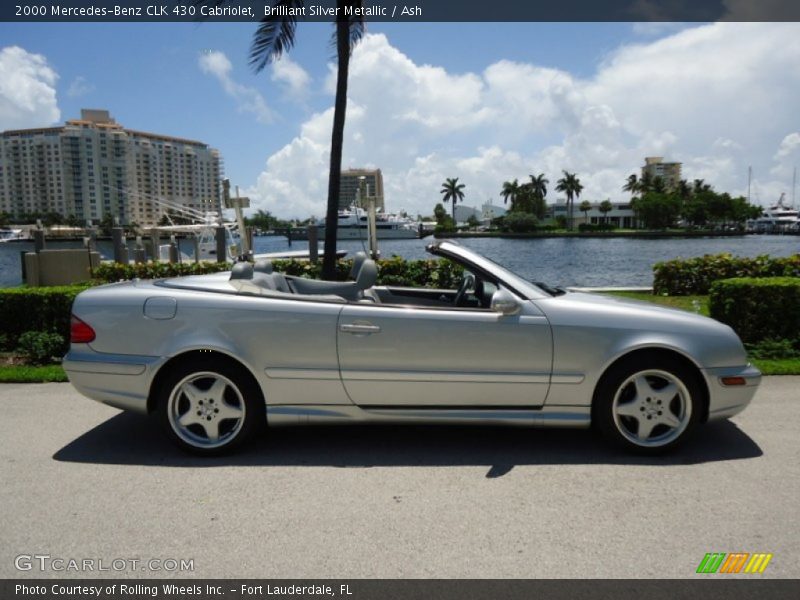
[339,323,381,334]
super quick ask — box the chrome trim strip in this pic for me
[340,370,550,384]
[265,368,341,380]
[64,358,147,376]
[266,404,591,428]
[550,373,585,384]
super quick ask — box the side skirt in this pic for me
[266,404,590,428]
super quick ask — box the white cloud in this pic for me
[271,55,311,99]
[249,25,800,218]
[66,75,93,98]
[0,46,60,130]
[198,50,272,124]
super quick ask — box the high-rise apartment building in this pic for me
[339,168,384,210]
[0,109,221,226]
[641,156,682,191]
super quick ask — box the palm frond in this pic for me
[249,0,304,72]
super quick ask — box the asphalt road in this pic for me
[0,378,798,579]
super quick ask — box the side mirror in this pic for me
[490,288,521,316]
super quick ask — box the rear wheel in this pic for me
[156,358,264,455]
[594,357,701,453]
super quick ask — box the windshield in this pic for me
[428,242,555,299]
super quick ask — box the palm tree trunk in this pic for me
[322,15,351,280]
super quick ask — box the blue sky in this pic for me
[1,21,799,218]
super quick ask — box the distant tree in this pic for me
[651,176,667,194]
[677,179,692,199]
[440,177,466,221]
[555,171,584,230]
[500,179,520,205]
[98,213,116,236]
[599,199,613,227]
[64,214,83,227]
[579,200,592,224]
[246,209,278,231]
[0,211,10,228]
[466,214,480,230]
[631,192,681,230]
[529,173,549,202]
[623,174,639,197]
[433,203,449,225]
[693,178,712,194]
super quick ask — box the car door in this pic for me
[336,295,552,407]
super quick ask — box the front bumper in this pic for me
[702,363,762,421]
[64,347,163,414]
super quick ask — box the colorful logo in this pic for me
[696,553,773,574]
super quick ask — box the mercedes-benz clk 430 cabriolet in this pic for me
[64,241,760,455]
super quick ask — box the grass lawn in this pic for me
[0,364,68,383]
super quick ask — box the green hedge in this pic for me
[92,256,464,289]
[0,285,88,352]
[653,253,800,295]
[709,277,800,343]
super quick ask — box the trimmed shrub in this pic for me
[578,223,618,232]
[17,331,65,365]
[654,253,800,296]
[501,212,539,233]
[90,257,464,289]
[0,285,87,353]
[709,277,800,344]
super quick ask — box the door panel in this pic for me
[336,302,552,407]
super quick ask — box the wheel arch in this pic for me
[147,349,264,414]
[591,347,710,425]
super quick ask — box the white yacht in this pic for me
[0,228,24,242]
[318,205,420,239]
[748,194,800,232]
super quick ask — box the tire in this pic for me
[593,355,702,454]
[155,357,264,455]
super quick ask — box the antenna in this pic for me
[793,166,797,207]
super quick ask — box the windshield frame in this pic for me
[427,241,552,300]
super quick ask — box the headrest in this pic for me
[254,259,273,274]
[230,262,254,280]
[349,251,368,279]
[356,259,377,290]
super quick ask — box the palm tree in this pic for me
[579,200,592,225]
[652,176,666,194]
[500,179,520,206]
[555,171,584,230]
[213,0,365,280]
[623,174,639,196]
[599,199,613,227]
[440,178,466,222]
[677,179,692,199]
[693,178,711,194]
[529,173,549,202]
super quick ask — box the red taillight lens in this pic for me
[70,315,96,344]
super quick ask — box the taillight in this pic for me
[70,315,96,343]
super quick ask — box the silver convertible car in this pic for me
[64,241,760,455]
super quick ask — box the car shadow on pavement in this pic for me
[53,413,763,475]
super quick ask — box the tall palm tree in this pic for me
[579,200,592,225]
[677,179,692,199]
[440,178,466,221]
[529,173,549,202]
[555,171,584,230]
[652,176,666,194]
[623,174,639,196]
[212,0,365,280]
[599,199,613,227]
[500,179,520,206]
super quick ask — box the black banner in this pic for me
[3,0,800,23]
[3,580,800,600]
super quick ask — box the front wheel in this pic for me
[156,358,264,455]
[594,357,702,453]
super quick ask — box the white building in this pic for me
[0,109,221,226]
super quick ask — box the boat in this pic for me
[0,228,24,242]
[748,193,800,233]
[311,205,420,240]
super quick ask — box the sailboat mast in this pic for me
[793,166,797,207]
[747,166,752,204]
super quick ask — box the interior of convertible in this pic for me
[225,251,498,309]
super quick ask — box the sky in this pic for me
[1,20,799,219]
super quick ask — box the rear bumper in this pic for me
[702,364,761,421]
[63,348,163,414]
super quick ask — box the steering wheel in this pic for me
[454,273,476,306]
